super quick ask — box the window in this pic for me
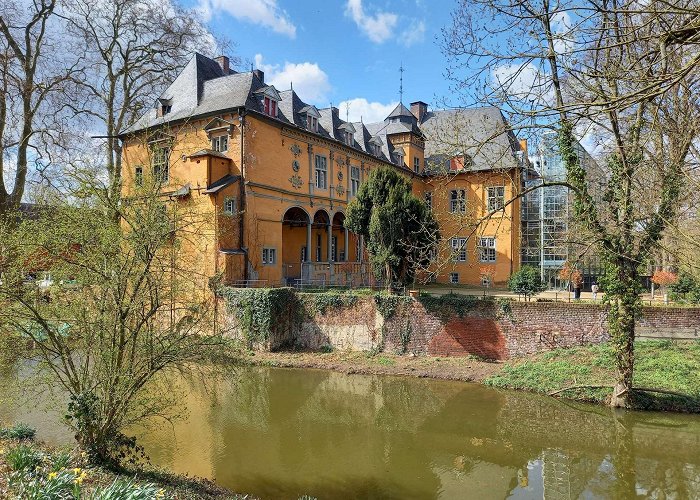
[161,104,172,115]
[424,191,432,210]
[306,114,318,132]
[152,147,169,183]
[350,166,360,196]
[479,237,496,263]
[450,272,459,284]
[450,189,466,213]
[450,237,467,262]
[414,157,421,173]
[395,151,404,166]
[211,134,228,152]
[264,96,277,117]
[135,166,143,187]
[262,248,276,265]
[487,186,505,212]
[315,155,327,189]
[223,196,236,215]
[345,131,353,146]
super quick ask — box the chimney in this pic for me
[215,55,230,74]
[252,69,264,83]
[410,101,428,122]
[519,139,528,156]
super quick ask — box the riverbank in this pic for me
[246,340,700,413]
[246,350,503,382]
[0,431,248,499]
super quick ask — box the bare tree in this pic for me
[0,0,81,218]
[59,0,225,206]
[443,0,700,407]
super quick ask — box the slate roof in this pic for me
[204,173,240,194]
[123,53,524,173]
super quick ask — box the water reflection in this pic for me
[136,367,700,499]
[2,364,700,499]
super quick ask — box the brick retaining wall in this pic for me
[222,292,700,360]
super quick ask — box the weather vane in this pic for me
[399,63,404,102]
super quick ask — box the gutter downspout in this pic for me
[239,109,249,282]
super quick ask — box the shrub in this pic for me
[6,443,43,472]
[508,266,547,300]
[0,422,37,440]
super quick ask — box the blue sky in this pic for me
[186,0,456,122]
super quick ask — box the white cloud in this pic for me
[337,98,399,123]
[551,11,574,54]
[254,54,331,105]
[491,62,553,104]
[198,0,296,38]
[400,19,425,47]
[345,0,398,44]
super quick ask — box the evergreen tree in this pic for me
[346,167,439,291]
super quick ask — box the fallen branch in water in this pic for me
[549,385,612,396]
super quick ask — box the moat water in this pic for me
[2,364,700,499]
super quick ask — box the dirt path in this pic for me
[247,351,503,382]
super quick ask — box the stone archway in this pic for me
[282,207,310,283]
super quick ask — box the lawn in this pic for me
[485,340,700,412]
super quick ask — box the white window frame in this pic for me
[479,237,496,263]
[450,237,467,262]
[450,272,459,284]
[413,157,420,173]
[223,196,236,215]
[315,155,328,189]
[487,186,505,212]
[346,131,353,145]
[450,189,466,213]
[262,247,277,265]
[152,146,170,183]
[211,134,228,152]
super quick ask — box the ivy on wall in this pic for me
[219,287,302,347]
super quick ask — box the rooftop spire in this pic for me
[399,63,404,103]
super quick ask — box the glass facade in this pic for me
[521,133,600,289]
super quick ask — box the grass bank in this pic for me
[0,425,249,499]
[485,340,700,412]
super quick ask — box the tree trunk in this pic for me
[607,262,639,408]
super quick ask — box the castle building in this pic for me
[121,54,525,288]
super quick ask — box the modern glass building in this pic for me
[521,133,602,289]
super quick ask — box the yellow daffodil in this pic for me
[155,488,165,499]
[73,467,81,475]
[48,472,58,480]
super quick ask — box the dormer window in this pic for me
[369,136,383,156]
[264,96,277,117]
[307,115,318,132]
[255,85,282,118]
[300,105,321,133]
[158,98,172,117]
[338,122,356,147]
[394,149,405,166]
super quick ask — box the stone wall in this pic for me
[221,291,700,360]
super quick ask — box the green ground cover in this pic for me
[485,340,700,412]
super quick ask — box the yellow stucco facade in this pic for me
[120,56,523,289]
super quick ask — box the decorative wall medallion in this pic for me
[290,143,302,157]
[336,157,345,167]
[337,170,343,181]
[292,160,300,172]
[289,173,303,189]
[336,184,345,196]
